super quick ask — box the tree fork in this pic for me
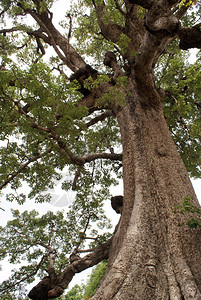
[28,238,112,299]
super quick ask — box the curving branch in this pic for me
[86,111,115,127]
[17,1,86,72]
[131,1,182,106]
[178,23,201,50]
[28,238,112,299]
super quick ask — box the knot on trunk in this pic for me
[48,286,64,298]
[104,51,117,68]
[70,64,98,96]
[111,195,123,214]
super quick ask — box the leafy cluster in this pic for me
[174,197,201,228]
[155,46,201,177]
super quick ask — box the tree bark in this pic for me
[91,84,201,299]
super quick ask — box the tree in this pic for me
[0,0,201,299]
[63,284,84,300]
[62,261,107,299]
[83,260,108,298]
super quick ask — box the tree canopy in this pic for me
[0,0,201,299]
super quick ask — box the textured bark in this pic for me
[178,24,201,50]
[91,86,201,299]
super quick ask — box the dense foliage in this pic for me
[175,197,201,228]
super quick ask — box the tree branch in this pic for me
[127,0,154,9]
[72,169,81,191]
[17,3,86,72]
[50,121,122,166]
[0,27,25,34]
[114,0,126,16]
[92,0,124,43]
[77,248,95,253]
[178,23,201,50]
[132,1,181,106]
[70,214,91,257]
[78,152,122,163]
[86,111,115,127]
[28,238,112,299]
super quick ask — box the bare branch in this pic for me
[79,152,122,163]
[67,13,72,43]
[86,111,115,127]
[35,36,45,54]
[72,169,81,191]
[178,23,201,50]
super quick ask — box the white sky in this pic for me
[0,0,200,294]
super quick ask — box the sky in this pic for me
[0,0,201,295]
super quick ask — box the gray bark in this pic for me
[91,86,201,300]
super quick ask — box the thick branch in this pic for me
[17,2,86,71]
[127,0,154,9]
[131,1,181,106]
[78,152,122,163]
[178,24,201,50]
[28,238,112,299]
[92,0,124,42]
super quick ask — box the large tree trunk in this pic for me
[92,83,201,299]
